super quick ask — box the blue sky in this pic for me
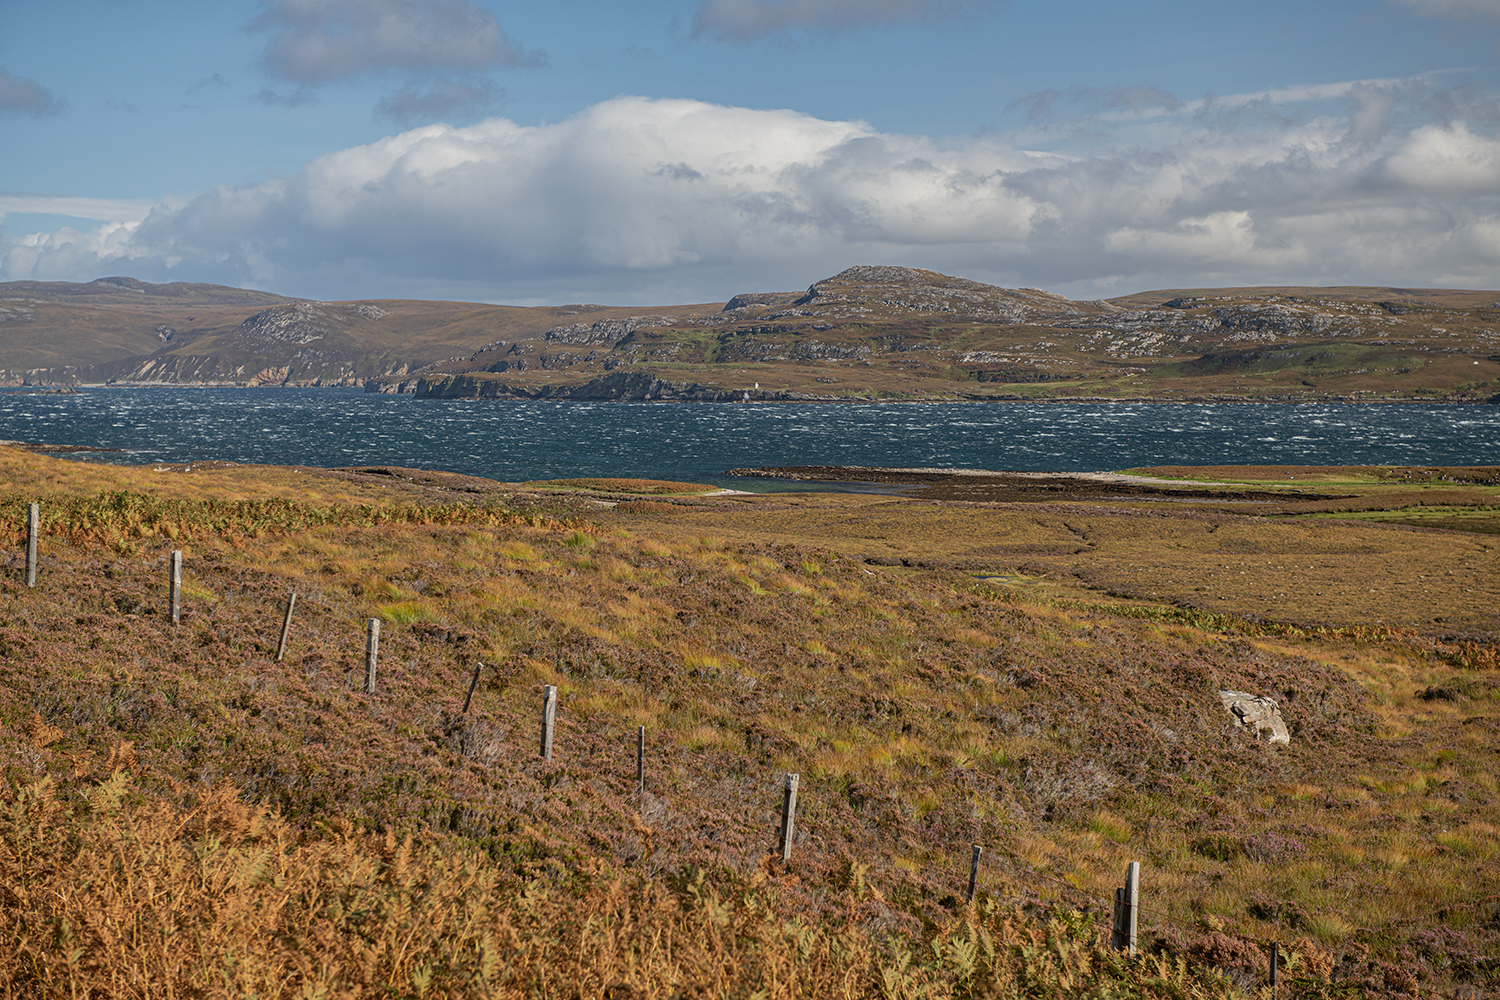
[3,0,1500,303]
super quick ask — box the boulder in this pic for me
[1217,690,1290,744]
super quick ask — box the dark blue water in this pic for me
[0,388,1496,487]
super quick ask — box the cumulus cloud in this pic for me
[375,79,503,125]
[0,68,65,117]
[691,0,997,42]
[249,0,542,85]
[6,90,1500,301]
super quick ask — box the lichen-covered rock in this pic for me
[1217,690,1290,744]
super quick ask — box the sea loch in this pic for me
[1,388,1496,485]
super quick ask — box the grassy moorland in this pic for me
[0,450,1497,998]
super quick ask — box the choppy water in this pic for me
[0,388,1496,488]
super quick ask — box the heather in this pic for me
[1,448,1496,997]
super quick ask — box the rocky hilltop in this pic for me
[3,267,1498,401]
[387,265,1500,402]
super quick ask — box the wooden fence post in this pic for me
[778,772,800,862]
[1111,861,1140,954]
[25,503,38,588]
[169,551,183,624]
[636,725,645,799]
[275,591,296,662]
[364,618,380,693]
[1270,941,1278,999]
[967,844,983,903]
[462,662,482,714]
[540,685,557,760]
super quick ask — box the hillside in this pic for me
[1,450,1497,995]
[4,267,1500,401]
[0,276,720,388]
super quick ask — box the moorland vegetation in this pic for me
[0,449,1497,997]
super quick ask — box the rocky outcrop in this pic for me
[716,335,870,363]
[235,302,385,349]
[365,377,423,394]
[543,317,676,348]
[723,292,798,311]
[1218,690,1290,744]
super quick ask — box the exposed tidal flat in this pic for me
[0,387,1497,484]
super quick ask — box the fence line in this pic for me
[9,524,1475,998]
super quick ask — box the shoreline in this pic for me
[5,382,1497,404]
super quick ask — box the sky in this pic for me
[2,0,1500,305]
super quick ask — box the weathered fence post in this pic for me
[967,844,983,903]
[636,725,645,799]
[540,685,557,759]
[275,590,296,662]
[1111,861,1140,954]
[169,550,183,624]
[364,618,380,693]
[778,772,800,861]
[25,503,38,588]
[462,662,483,714]
[1270,941,1279,999]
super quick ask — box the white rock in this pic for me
[1217,690,1290,744]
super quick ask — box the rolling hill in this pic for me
[3,267,1499,402]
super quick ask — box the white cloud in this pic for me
[249,0,541,85]
[6,92,1500,301]
[691,0,997,42]
[0,68,65,117]
[1385,122,1500,193]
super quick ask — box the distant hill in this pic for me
[2,268,1498,402]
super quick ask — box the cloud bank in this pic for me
[250,0,540,84]
[691,0,997,41]
[6,89,1500,302]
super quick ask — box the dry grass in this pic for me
[602,489,1500,638]
[0,448,1496,996]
